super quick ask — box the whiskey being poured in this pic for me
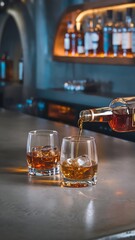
[78,96,135,132]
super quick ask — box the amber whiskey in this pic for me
[61,159,98,180]
[27,146,60,170]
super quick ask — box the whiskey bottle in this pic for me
[95,15,103,54]
[76,23,84,55]
[84,18,93,56]
[112,12,123,57]
[91,19,100,56]
[79,96,135,132]
[122,8,134,56]
[64,21,73,55]
[71,24,77,55]
[103,10,113,56]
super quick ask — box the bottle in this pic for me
[6,54,13,81]
[122,8,134,57]
[0,52,14,81]
[112,12,123,57]
[18,56,24,82]
[76,22,84,55]
[84,18,93,56]
[79,96,135,132]
[91,18,100,56]
[64,21,73,55]
[103,10,113,56]
[95,15,103,54]
[0,53,7,81]
[71,24,77,55]
[132,27,135,55]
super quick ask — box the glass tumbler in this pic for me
[26,130,60,176]
[60,135,98,187]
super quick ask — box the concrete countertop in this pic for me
[0,109,135,240]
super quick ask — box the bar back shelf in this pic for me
[53,0,135,65]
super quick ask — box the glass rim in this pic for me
[62,135,95,143]
[28,129,58,135]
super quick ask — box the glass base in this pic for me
[28,166,60,176]
[61,176,97,188]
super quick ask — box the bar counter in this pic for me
[1,109,135,240]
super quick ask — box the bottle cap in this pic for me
[107,10,113,19]
[126,8,132,17]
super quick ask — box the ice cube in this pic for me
[75,155,91,167]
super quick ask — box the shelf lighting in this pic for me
[76,3,135,23]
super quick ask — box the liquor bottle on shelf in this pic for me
[18,56,24,82]
[79,96,135,133]
[112,11,123,57]
[71,24,77,55]
[64,21,73,55]
[76,22,84,55]
[103,10,113,56]
[84,18,93,56]
[0,53,7,81]
[95,15,103,54]
[132,27,135,55]
[6,54,13,81]
[91,18,100,56]
[122,8,134,57]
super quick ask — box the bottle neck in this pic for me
[79,107,113,123]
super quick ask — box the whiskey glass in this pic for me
[60,135,98,187]
[26,130,60,176]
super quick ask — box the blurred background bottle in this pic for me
[103,10,113,56]
[84,17,93,56]
[18,56,24,83]
[95,14,103,54]
[64,21,73,55]
[122,8,134,56]
[112,11,123,56]
[91,17,100,56]
[76,22,84,55]
[71,24,77,55]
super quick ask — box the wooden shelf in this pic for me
[53,55,135,65]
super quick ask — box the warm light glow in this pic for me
[0,167,28,174]
[76,3,135,23]
[28,175,61,186]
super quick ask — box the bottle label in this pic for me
[84,32,92,50]
[71,36,76,54]
[64,38,70,50]
[77,38,84,54]
[132,32,135,53]
[77,45,84,54]
[91,32,99,50]
[112,32,122,45]
[122,32,131,49]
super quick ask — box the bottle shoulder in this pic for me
[110,97,135,109]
